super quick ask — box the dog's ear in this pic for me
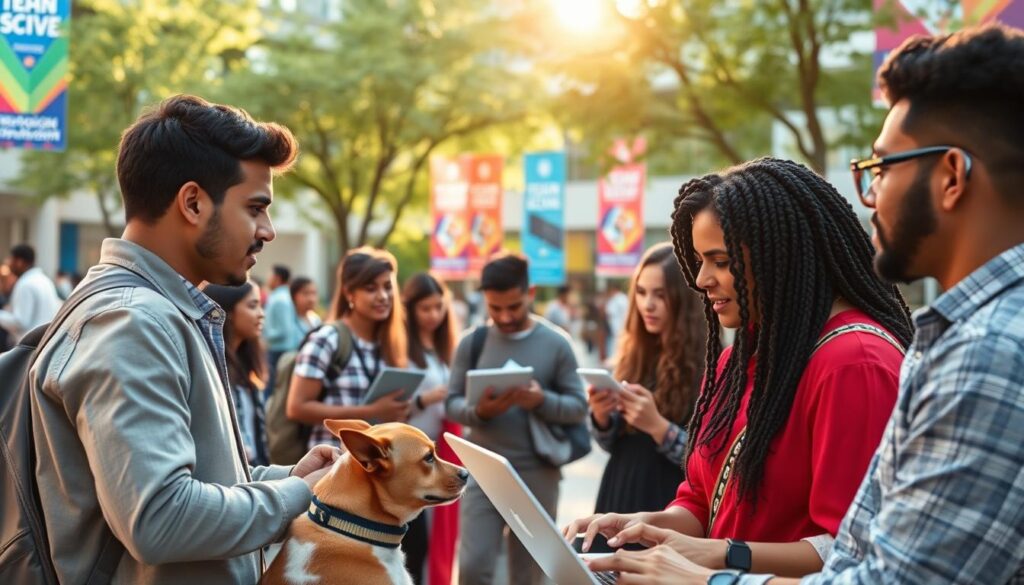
[324,419,372,439]
[338,429,390,473]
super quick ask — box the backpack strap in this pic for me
[468,325,488,370]
[29,266,156,585]
[328,321,354,374]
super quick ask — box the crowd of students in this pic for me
[10,22,1022,585]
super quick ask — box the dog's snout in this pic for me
[456,467,469,483]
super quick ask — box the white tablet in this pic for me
[361,367,426,405]
[576,368,623,392]
[466,367,534,405]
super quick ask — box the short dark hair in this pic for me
[116,94,299,223]
[289,276,313,300]
[10,244,34,265]
[273,264,291,284]
[480,252,529,292]
[879,23,1024,204]
[557,285,571,297]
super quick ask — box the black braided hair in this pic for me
[669,157,914,504]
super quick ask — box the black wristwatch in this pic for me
[725,539,752,572]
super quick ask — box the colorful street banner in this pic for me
[873,0,1024,102]
[0,0,70,150]
[596,162,645,278]
[430,156,471,279]
[523,151,566,286]
[467,154,503,274]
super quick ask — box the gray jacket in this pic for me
[29,239,310,584]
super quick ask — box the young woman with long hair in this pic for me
[202,281,270,466]
[589,242,706,518]
[400,272,462,585]
[286,247,408,449]
[566,158,913,578]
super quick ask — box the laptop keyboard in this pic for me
[594,571,618,584]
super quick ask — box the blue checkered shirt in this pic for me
[181,278,231,391]
[744,244,1024,584]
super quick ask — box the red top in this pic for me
[668,309,902,541]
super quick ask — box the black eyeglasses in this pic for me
[850,146,973,208]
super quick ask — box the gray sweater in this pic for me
[446,316,587,469]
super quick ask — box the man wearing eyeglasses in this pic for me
[585,23,1024,585]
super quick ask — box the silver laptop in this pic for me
[445,433,617,585]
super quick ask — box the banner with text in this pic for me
[0,0,70,150]
[430,156,471,279]
[523,151,566,286]
[873,1,1024,102]
[596,162,645,277]
[467,154,503,274]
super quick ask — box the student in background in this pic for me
[203,281,270,466]
[286,247,409,449]
[402,272,460,585]
[447,253,587,585]
[589,243,706,520]
[263,264,295,390]
[289,276,322,334]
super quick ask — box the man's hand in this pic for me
[513,380,546,411]
[475,387,519,420]
[586,545,713,585]
[292,444,342,490]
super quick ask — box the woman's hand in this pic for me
[588,386,620,428]
[561,512,649,552]
[420,384,449,407]
[370,389,411,422]
[619,383,670,441]
[608,523,727,570]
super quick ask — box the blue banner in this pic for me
[0,0,70,151]
[523,152,566,286]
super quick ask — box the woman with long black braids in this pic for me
[565,157,913,578]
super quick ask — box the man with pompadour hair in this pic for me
[27,95,337,584]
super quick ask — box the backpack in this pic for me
[468,325,592,466]
[265,322,353,465]
[0,269,153,585]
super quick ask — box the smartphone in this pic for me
[576,368,623,393]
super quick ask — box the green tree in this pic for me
[226,0,542,255]
[534,0,878,174]
[14,0,261,235]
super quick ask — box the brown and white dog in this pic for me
[261,419,468,585]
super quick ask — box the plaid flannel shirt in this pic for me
[293,324,381,448]
[745,244,1024,584]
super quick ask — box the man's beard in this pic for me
[195,208,257,286]
[873,164,938,283]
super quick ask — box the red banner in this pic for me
[430,156,471,279]
[596,163,645,277]
[467,155,503,274]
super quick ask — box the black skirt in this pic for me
[594,429,684,515]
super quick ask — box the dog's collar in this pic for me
[307,495,409,549]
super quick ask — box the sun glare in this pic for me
[552,0,606,34]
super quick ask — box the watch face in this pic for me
[707,571,740,585]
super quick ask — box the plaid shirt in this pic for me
[294,324,381,448]
[751,243,1024,585]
